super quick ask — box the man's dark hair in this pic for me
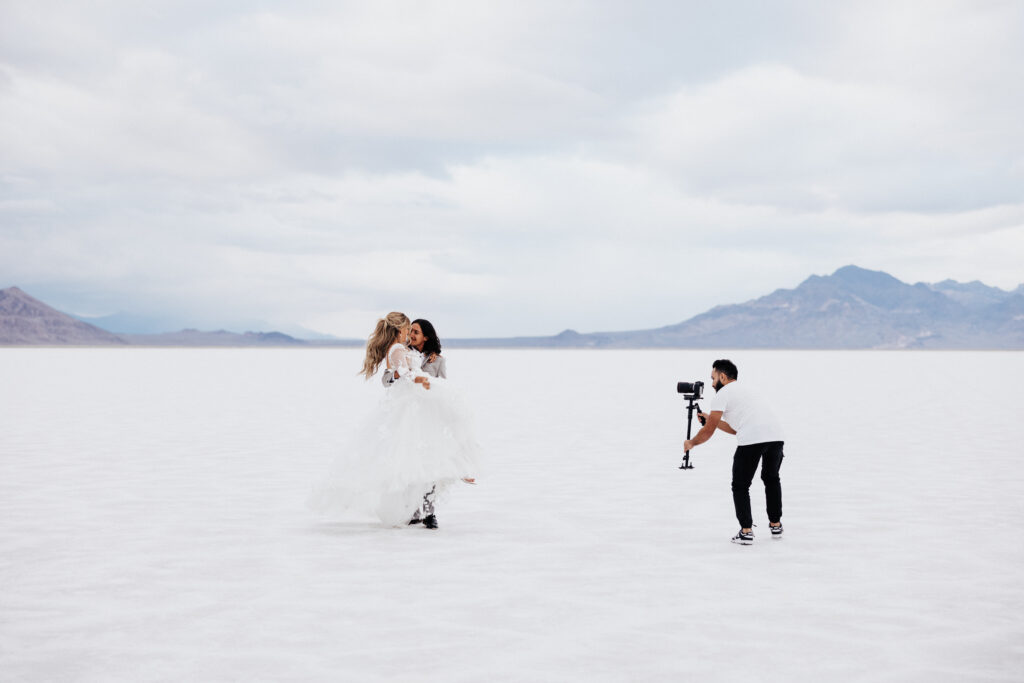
[413,319,442,357]
[713,359,738,380]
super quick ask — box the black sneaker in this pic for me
[731,529,754,545]
[422,514,438,529]
[770,523,783,538]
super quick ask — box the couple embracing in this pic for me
[310,312,480,530]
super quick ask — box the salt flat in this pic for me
[1,348,1022,682]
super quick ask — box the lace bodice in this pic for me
[386,343,426,381]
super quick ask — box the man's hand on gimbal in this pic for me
[686,410,723,452]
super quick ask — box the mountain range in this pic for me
[0,287,312,347]
[449,265,1024,349]
[0,287,126,346]
[488,265,1024,349]
[72,310,339,340]
[2,266,1023,348]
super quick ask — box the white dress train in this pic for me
[309,343,480,526]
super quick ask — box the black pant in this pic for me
[731,441,784,529]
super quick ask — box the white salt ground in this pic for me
[1,348,1022,682]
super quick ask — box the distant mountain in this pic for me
[73,311,189,335]
[448,266,1024,349]
[0,287,305,347]
[0,287,125,345]
[6,268,1023,349]
[925,279,1017,308]
[77,311,341,340]
[120,329,307,347]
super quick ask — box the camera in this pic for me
[676,380,704,399]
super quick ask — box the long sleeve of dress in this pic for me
[386,343,427,382]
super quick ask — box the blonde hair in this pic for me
[360,312,410,379]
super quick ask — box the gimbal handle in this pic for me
[680,398,703,470]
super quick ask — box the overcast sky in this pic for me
[2,1,1023,337]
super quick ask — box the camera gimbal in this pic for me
[676,381,705,470]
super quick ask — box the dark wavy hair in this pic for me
[413,319,442,357]
[712,359,738,380]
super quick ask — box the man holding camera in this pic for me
[683,359,785,545]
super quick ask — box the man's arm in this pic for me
[684,411,724,450]
[699,412,736,435]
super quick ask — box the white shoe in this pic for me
[731,529,754,545]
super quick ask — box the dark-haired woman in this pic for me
[404,318,474,527]
[408,318,446,379]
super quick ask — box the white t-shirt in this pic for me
[708,381,784,446]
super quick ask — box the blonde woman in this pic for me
[310,312,479,528]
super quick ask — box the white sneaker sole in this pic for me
[731,538,753,545]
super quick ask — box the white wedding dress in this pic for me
[309,343,481,526]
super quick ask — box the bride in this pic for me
[309,312,480,529]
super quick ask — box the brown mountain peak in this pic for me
[0,287,125,346]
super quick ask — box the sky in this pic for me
[2,1,1023,338]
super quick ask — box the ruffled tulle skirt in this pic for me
[308,376,481,526]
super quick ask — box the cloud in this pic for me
[629,63,1024,212]
[1,1,1023,337]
